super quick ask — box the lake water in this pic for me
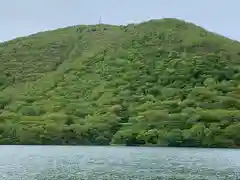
[0,146,239,180]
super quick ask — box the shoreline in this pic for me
[0,144,239,150]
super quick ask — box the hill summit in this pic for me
[0,18,240,147]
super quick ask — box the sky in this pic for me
[0,0,239,42]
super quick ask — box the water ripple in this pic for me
[0,146,239,180]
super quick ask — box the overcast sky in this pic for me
[0,0,239,42]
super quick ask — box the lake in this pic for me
[0,146,239,180]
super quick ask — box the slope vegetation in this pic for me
[0,18,240,147]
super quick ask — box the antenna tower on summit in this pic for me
[99,16,102,24]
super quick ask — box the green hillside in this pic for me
[0,18,240,147]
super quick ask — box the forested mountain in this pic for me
[0,18,240,147]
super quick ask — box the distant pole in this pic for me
[99,16,102,24]
[99,16,103,33]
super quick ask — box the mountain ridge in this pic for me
[2,18,239,43]
[0,18,239,147]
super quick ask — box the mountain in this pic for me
[0,18,240,147]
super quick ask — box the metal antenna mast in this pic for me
[99,16,102,24]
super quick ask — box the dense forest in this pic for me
[0,18,240,147]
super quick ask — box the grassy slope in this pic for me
[0,18,240,147]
